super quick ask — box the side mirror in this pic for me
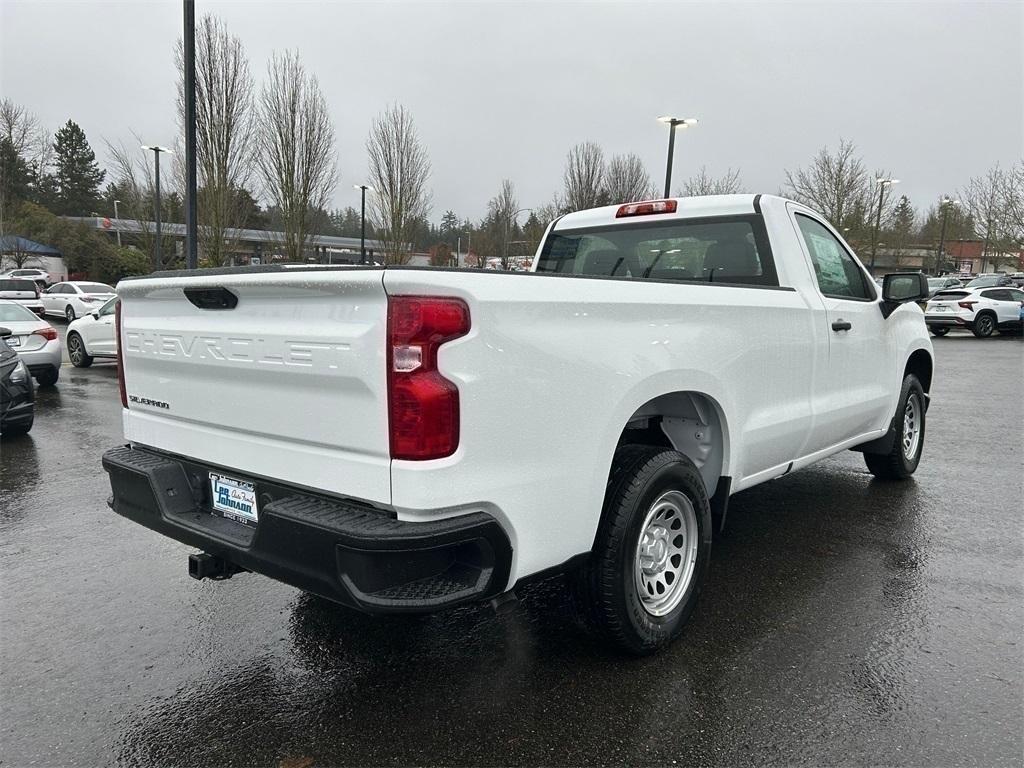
[881,273,928,318]
[0,326,11,339]
[883,273,928,303]
[90,311,100,320]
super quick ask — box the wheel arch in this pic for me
[614,389,731,496]
[904,347,933,395]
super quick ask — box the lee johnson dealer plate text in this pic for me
[209,473,259,528]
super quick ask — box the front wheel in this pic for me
[865,374,925,480]
[68,333,93,367]
[574,446,712,655]
[65,305,76,322]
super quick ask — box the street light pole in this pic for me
[354,185,370,264]
[183,0,198,270]
[113,199,122,248]
[504,207,532,270]
[936,197,959,275]
[142,145,173,271]
[658,116,698,198]
[870,177,899,272]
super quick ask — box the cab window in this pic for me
[795,214,873,300]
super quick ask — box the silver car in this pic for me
[0,300,63,386]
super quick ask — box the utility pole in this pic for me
[658,116,698,198]
[870,177,899,272]
[113,199,122,248]
[183,0,198,270]
[936,197,959,275]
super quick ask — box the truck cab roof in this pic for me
[553,194,776,231]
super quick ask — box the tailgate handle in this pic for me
[184,287,238,310]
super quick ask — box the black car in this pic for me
[0,327,35,437]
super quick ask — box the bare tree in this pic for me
[366,104,432,265]
[605,153,652,204]
[998,159,1024,247]
[176,14,256,266]
[784,139,870,229]
[105,132,175,260]
[563,142,606,212]
[961,165,1009,267]
[487,179,519,270]
[0,98,50,173]
[679,166,743,196]
[257,50,336,262]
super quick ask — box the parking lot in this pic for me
[1,327,1021,767]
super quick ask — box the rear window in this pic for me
[0,303,39,322]
[76,283,115,293]
[0,279,37,293]
[535,215,778,287]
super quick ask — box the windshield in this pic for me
[966,276,1002,288]
[76,283,116,293]
[0,302,40,322]
[535,216,778,286]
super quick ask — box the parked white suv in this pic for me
[103,194,934,654]
[925,286,1024,337]
[40,281,116,322]
[0,267,53,287]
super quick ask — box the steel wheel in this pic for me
[902,393,922,461]
[634,490,699,617]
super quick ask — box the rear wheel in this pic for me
[34,367,59,387]
[65,305,76,322]
[929,327,949,337]
[68,333,93,367]
[971,312,995,338]
[865,374,925,480]
[574,445,711,655]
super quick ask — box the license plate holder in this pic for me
[7,336,20,347]
[209,473,259,528]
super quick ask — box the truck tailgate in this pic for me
[117,268,391,505]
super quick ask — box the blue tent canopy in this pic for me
[0,236,62,256]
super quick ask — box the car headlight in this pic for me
[10,359,28,383]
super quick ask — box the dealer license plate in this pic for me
[209,473,259,527]
[7,336,20,347]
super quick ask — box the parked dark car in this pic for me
[0,327,35,437]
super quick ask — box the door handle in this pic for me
[831,320,852,332]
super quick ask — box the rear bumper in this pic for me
[20,340,62,373]
[102,445,512,613]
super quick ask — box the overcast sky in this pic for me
[2,1,1021,223]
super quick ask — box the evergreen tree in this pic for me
[51,120,105,215]
[1,136,31,210]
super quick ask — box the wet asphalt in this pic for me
[1,325,1022,768]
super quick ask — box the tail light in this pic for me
[115,300,128,408]
[32,327,58,341]
[958,301,977,311]
[387,296,470,460]
[616,199,678,218]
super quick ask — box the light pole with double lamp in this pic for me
[354,184,371,263]
[658,116,698,198]
[936,197,960,275]
[141,145,173,271]
[870,177,899,271]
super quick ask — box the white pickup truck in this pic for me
[103,194,933,654]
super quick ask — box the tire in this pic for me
[34,367,59,387]
[1,418,33,437]
[574,445,712,655]
[65,305,76,322]
[67,332,93,367]
[971,312,995,338]
[865,374,925,480]
[929,327,949,337]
